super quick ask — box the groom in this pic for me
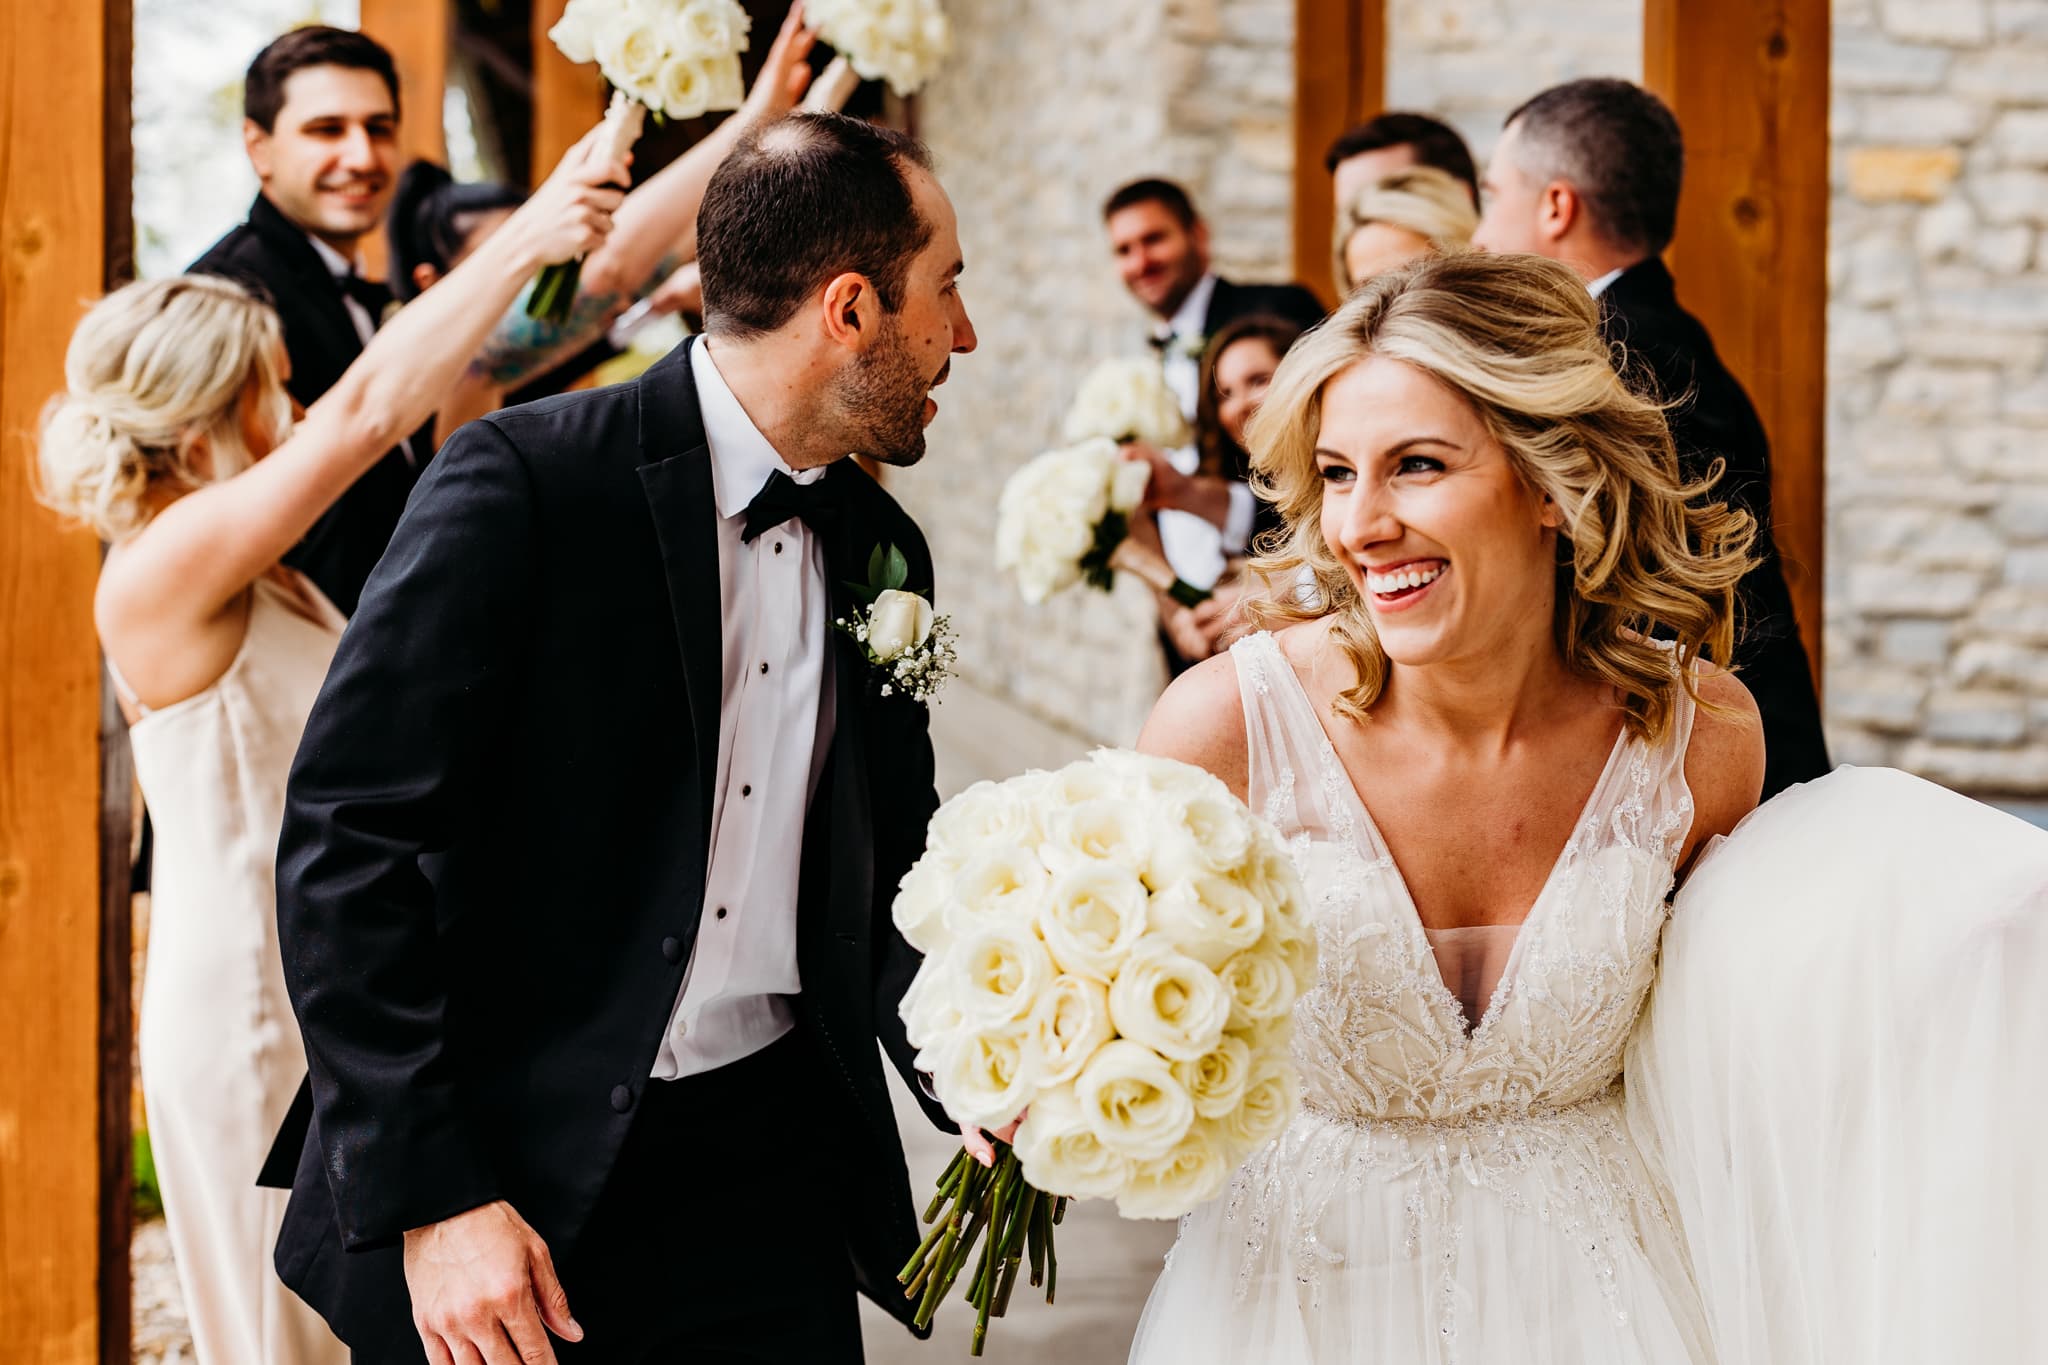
[267,112,976,1363]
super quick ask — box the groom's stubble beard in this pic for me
[834,312,936,468]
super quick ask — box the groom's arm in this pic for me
[277,417,536,1250]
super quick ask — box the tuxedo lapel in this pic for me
[817,461,878,944]
[245,193,367,368]
[634,341,721,888]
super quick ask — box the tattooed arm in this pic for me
[461,7,822,391]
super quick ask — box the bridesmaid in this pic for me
[33,128,625,1365]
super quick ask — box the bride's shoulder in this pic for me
[1137,648,1251,802]
[1681,662,1766,851]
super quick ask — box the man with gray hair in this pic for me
[1473,77,1828,800]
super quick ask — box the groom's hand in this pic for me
[404,1199,582,1365]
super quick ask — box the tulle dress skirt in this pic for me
[1127,1086,1714,1364]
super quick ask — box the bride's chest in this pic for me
[1287,835,1677,1119]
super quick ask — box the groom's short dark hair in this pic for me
[697,113,936,339]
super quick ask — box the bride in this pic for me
[1123,251,2048,1362]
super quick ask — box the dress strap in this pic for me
[104,651,149,717]
[1228,631,1354,845]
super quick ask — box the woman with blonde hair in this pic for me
[1123,251,2048,1361]
[37,127,625,1365]
[1333,164,1478,292]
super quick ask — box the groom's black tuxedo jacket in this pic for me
[1599,258,1829,799]
[190,194,433,616]
[267,338,950,1344]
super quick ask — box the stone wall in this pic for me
[899,0,1298,745]
[1825,0,2048,794]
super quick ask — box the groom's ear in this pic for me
[820,270,879,351]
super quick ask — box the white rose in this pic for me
[705,52,747,110]
[1036,797,1151,879]
[897,962,962,1050]
[865,588,934,661]
[930,1020,1040,1130]
[676,0,745,53]
[929,778,1041,856]
[1012,1086,1132,1201]
[1034,973,1114,1086]
[1171,1032,1253,1120]
[1036,864,1149,982]
[1042,757,1117,806]
[1108,935,1232,1063]
[601,22,667,86]
[655,54,712,119]
[1217,1052,1299,1153]
[1115,1121,1231,1220]
[953,919,1056,1027]
[1075,1039,1196,1161]
[1109,457,1151,516]
[1147,874,1265,968]
[547,0,600,62]
[1090,748,1226,803]
[942,845,1049,936]
[891,857,953,954]
[1218,945,1296,1028]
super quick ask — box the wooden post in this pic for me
[1644,0,1830,681]
[1294,0,1384,306]
[0,1,131,1360]
[358,0,450,279]
[532,0,609,185]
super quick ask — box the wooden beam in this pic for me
[1293,0,1384,306]
[532,0,609,185]
[1644,0,1829,683]
[358,0,450,279]
[0,0,127,1359]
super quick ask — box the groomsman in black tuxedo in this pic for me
[1474,77,1829,800]
[1102,178,1324,667]
[269,113,975,1363]
[189,27,428,616]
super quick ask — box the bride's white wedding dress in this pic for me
[1129,632,2048,1364]
[1131,631,1715,1363]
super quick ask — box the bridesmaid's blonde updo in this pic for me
[38,274,291,540]
[1246,251,1756,744]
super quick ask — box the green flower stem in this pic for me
[1166,577,1214,608]
[900,1206,952,1285]
[526,258,582,324]
[1027,1188,1047,1288]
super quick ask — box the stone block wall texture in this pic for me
[904,0,2048,796]
[901,0,1301,745]
[1826,0,2048,794]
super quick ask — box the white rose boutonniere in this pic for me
[835,543,957,702]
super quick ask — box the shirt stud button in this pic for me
[716,906,728,920]
[609,1084,633,1114]
[759,661,769,675]
[660,936,682,964]
[773,541,784,554]
[742,784,752,797]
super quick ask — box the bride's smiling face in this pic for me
[1315,356,1562,667]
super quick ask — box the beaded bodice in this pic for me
[1231,631,1696,1127]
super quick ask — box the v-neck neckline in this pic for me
[1260,632,1630,1042]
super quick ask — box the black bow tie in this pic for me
[334,270,393,325]
[741,469,844,544]
[1148,331,1174,353]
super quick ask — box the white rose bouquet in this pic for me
[535,0,754,320]
[893,750,1315,1353]
[995,437,1209,609]
[1061,355,1191,450]
[804,0,951,100]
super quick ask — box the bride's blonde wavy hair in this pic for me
[38,274,291,541]
[1245,251,1755,744]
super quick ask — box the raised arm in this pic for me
[105,128,626,633]
[464,4,831,388]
